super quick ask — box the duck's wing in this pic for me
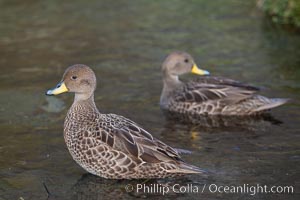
[194,76,260,91]
[174,76,260,104]
[98,114,182,164]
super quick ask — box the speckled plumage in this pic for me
[160,51,288,116]
[47,64,204,179]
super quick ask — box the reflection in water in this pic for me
[67,174,209,200]
[162,110,282,131]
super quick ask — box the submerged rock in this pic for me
[41,96,65,113]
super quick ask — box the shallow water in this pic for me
[0,0,299,199]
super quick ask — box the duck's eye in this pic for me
[184,59,189,63]
[71,76,77,80]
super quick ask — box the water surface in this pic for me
[0,0,299,199]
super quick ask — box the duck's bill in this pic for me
[46,82,68,96]
[191,64,210,75]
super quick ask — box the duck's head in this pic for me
[162,51,209,78]
[46,64,96,101]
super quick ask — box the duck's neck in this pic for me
[64,93,99,149]
[160,73,183,106]
[66,94,99,126]
[71,93,98,113]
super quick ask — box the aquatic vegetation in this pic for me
[257,0,300,28]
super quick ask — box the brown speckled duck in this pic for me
[160,51,288,115]
[46,64,204,179]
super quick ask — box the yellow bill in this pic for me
[191,64,210,75]
[46,82,68,95]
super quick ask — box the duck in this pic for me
[160,51,289,116]
[46,64,204,179]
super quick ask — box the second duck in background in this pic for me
[160,51,288,116]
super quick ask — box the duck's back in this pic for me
[164,76,288,115]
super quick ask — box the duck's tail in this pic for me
[253,97,289,113]
[168,162,206,174]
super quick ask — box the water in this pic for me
[0,0,299,199]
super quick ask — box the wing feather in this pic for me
[173,76,259,105]
[95,114,182,164]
